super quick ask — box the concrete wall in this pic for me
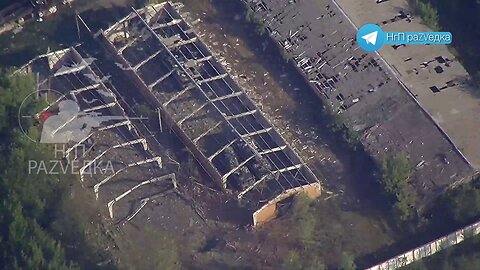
[253,182,322,227]
[366,220,480,270]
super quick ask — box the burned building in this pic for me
[97,2,321,225]
[17,47,178,224]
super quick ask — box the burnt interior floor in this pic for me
[100,2,321,216]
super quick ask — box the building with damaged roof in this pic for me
[243,0,475,206]
[96,2,322,225]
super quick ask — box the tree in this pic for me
[0,71,37,133]
[0,71,77,269]
[379,154,416,220]
[380,154,411,194]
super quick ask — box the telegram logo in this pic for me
[357,24,385,52]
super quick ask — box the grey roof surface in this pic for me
[244,0,474,204]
